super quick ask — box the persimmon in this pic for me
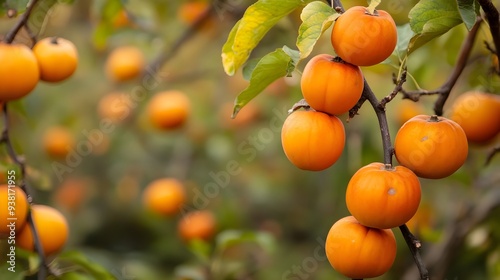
[105,46,144,82]
[0,185,29,238]
[325,216,397,279]
[142,178,186,216]
[33,37,78,83]
[395,99,425,127]
[449,91,500,144]
[281,110,345,171]
[178,210,216,242]
[17,204,69,256]
[346,162,421,229]
[53,177,89,213]
[147,90,190,130]
[98,92,133,123]
[43,126,75,159]
[178,1,215,31]
[394,115,468,179]
[301,54,363,116]
[0,43,39,101]
[331,6,397,66]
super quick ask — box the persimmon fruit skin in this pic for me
[449,91,500,144]
[325,216,397,279]
[331,6,397,66]
[281,110,345,171]
[394,115,468,179]
[33,37,78,83]
[301,54,364,116]
[346,162,421,229]
[0,43,39,101]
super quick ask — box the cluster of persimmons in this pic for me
[281,5,500,279]
[0,36,78,256]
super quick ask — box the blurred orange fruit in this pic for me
[43,126,75,159]
[0,43,39,101]
[33,37,78,83]
[147,90,190,130]
[17,204,69,256]
[142,178,186,216]
[105,46,144,82]
[178,210,216,241]
[0,185,29,238]
[98,92,133,123]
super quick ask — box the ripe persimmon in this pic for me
[142,178,186,216]
[281,110,345,171]
[301,54,363,116]
[33,37,78,83]
[331,6,397,66]
[178,210,216,242]
[105,46,144,82]
[394,115,468,179]
[98,92,133,123]
[43,126,75,159]
[395,99,425,127]
[16,204,69,256]
[178,1,215,31]
[147,90,190,130]
[0,43,39,101]
[0,185,29,238]
[449,91,500,144]
[346,162,421,229]
[325,216,397,279]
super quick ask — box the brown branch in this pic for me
[362,80,394,165]
[485,146,500,165]
[379,70,408,109]
[399,225,430,280]
[478,0,500,56]
[145,0,226,78]
[400,18,482,115]
[3,0,41,43]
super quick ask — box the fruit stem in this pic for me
[429,115,440,122]
[50,36,59,44]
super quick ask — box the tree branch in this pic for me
[399,225,430,280]
[478,0,500,56]
[400,18,482,116]
[485,146,500,165]
[3,0,41,44]
[362,80,393,166]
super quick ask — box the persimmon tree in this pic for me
[222,0,500,278]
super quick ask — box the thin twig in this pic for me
[400,18,482,115]
[3,0,41,43]
[478,0,500,56]
[485,146,500,165]
[399,225,430,280]
[379,69,408,109]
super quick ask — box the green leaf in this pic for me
[57,251,117,280]
[6,0,29,12]
[232,46,299,117]
[92,22,113,50]
[52,272,95,280]
[395,23,414,58]
[221,0,311,76]
[187,239,212,263]
[296,1,338,60]
[215,230,275,254]
[408,0,464,54]
[457,0,478,30]
[0,263,25,280]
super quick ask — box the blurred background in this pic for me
[0,0,499,279]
